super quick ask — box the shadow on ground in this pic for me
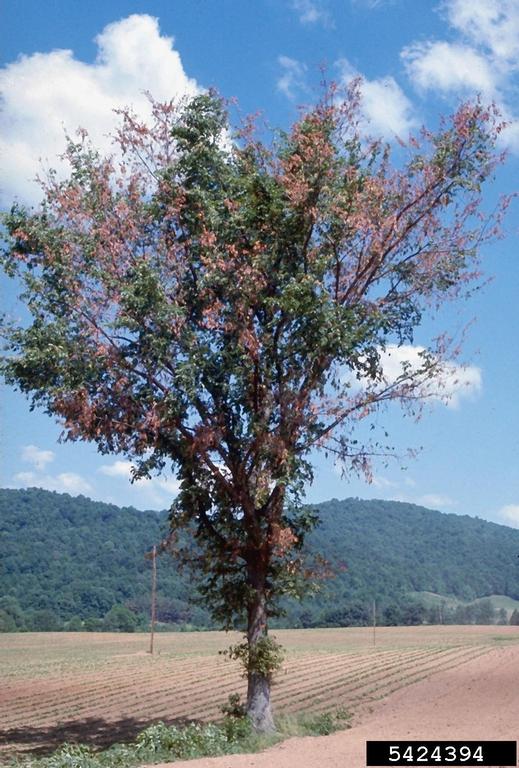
[0,715,194,759]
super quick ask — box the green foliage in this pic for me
[9,717,274,768]
[293,497,519,628]
[0,596,26,630]
[221,702,253,742]
[277,709,351,737]
[9,708,352,768]
[509,609,519,625]
[220,693,247,719]
[102,604,138,632]
[0,487,210,628]
[3,488,519,630]
[300,711,345,736]
[222,635,285,678]
[27,609,62,632]
[17,743,102,768]
[135,721,230,758]
[219,695,253,743]
[0,609,16,632]
[66,615,84,631]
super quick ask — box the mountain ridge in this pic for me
[2,487,519,629]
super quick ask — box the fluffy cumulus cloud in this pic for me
[402,42,495,96]
[14,469,93,495]
[415,493,456,509]
[10,449,179,508]
[277,55,308,99]
[376,344,482,409]
[0,14,201,207]
[334,464,456,511]
[291,0,333,26]
[445,0,519,62]
[402,0,519,149]
[99,459,180,507]
[498,504,519,527]
[337,59,416,139]
[21,444,55,471]
[12,445,92,494]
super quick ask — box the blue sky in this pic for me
[1,0,518,523]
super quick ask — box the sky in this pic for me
[1,0,518,524]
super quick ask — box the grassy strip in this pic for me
[8,709,351,768]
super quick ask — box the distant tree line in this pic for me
[0,596,142,632]
[275,597,511,629]
[2,592,516,633]
[2,489,519,631]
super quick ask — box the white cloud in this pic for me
[376,344,482,409]
[14,470,92,495]
[360,75,417,137]
[21,444,55,471]
[0,14,201,207]
[99,459,180,506]
[402,42,495,96]
[15,444,91,494]
[400,0,519,153]
[371,475,400,489]
[445,0,519,63]
[337,59,416,138]
[99,459,136,479]
[291,0,333,26]
[415,493,456,509]
[333,464,456,511]
[383,488,457,509]
[353,0,395,6]
[372,474,416,490]
[497,504,519,527]
[277,56,308,100]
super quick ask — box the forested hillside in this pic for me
[1,488,519,630]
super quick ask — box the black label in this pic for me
[366,740,517,766]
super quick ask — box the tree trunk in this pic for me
[246,581,275,733]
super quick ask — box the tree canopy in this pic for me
[1,85,505,729]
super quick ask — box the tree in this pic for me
[0,86,505,730]
[28,609,62,632]
[103,604,138,632]
[83,617,103,631]
[66,615,84,631]
[0,596,26,630]
[0,610,16,632]
[472,598,496,625]
[497,607,508,625]
[509,609,519,626]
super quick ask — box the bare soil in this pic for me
[1,628,517,761]
[150,644,519,768]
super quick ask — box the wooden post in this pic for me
[372,599,376,647]
[149,545,157,655]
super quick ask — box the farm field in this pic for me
[1,626,518,761]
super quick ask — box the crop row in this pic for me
[277,646,486,714]
[1,648,431,725]
[1,645,489,731]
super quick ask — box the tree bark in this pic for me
[246,579,275,733]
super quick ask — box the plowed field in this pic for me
[1,626,517,760]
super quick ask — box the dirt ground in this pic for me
[150,644,519,768]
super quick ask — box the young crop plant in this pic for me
[0,82,507,731]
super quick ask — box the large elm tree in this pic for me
[0,85,505,730]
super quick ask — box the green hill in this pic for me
[1,488,519,630]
